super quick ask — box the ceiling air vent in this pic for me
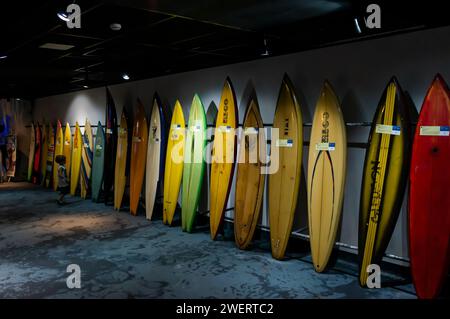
[39,43,74,50]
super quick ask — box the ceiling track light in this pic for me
[354,18,362,34]
[57,0,77,22]
[57,11,70,22]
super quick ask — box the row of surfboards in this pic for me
[27,90,119,202]
[27,75,449,299]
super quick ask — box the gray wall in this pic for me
[1,98,33,180]
[33,25,450,263]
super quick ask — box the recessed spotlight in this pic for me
[110,23,122,31]
[122,73,130,80]
[57,11,70,22]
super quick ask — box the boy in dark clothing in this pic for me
[55,155,69,205]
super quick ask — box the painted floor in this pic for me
[0,182,416,299]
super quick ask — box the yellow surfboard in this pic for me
[307,81,347,272]
[70,122,82,196]
[80,119,93,199]
[64,123,72,179]
[45,124,55,188]
[163,100,185,225]
[210,78,238,240]
[269,75,303,260]
[114,109,129,210]
[53,120,64,191]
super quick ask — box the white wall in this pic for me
[33,25,450,262]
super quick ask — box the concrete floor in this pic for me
[0,182,416,299]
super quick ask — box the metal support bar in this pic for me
[223,216,410,264]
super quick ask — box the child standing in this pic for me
[55,155,69,205]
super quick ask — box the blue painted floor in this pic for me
[0,182,416,299]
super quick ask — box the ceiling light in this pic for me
[354,18,362,34]
[122,74,130,80]
[0,55,7,59]
[83,85,89,89]
[261,38,270,57]
[110,23,122,31]
[57,11,70,22]
[16,98,21,101]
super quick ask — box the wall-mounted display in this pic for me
[18,72,450,300]
[163,100,185,226]
[70,122,82,196]
[130,99,148,215]
[308,80,347,272]
[146,94,167,220]
[210,78,238,240]
[92,121,105,202]
[53,120,64,191]
[358,77,412,286]
[114,109,130,210]
[269,75,303,260]
[234,94,266,250]
[80,119,93,199]
[104,89,118,205]
[182,94,207,232]
[409,74,450,299]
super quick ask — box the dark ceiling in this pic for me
[0,0,448,99]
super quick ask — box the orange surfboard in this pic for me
[130,99,148,215]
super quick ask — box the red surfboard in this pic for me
[32,123,42,184]
[409,74,450,299]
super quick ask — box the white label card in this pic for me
[218,126,232,133]
[420,126,450,136]
[276,139,293,148]
[244,127,258,135]
[316,142,336,151]
[375,124,401,136]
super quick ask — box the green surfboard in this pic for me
[91,122,105,202]
[182,94,207,232]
